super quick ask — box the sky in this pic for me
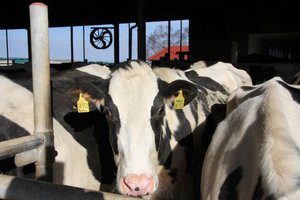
[0,20,188,63]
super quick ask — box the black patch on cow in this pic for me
[173,110,192,142]
[162,123,173,168]
[189,99,199,123]
[218,167,243,200]
[0,115,30,141]
[277,80,300,105]
[164,151,173,170]
[202,104,227,150]
[0,67,28,74]
[102,94,121,156]
[185,71,229,96]
[265,194,276,200]
[64,110,116,184]
[196,92,211,117]
[178,133,194,173]
[252,176,264,200]
[158,121,172,166]
[168,168,178,184]
[151,92,166,151]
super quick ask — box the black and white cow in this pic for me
[0,64,115,190]
[201,76,300,200]
[69,60,252,199]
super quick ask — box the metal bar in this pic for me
[168,20,171,60]
[29,2,54,182]
[5,29,9,66]
[0,174,140,200]
[15,149,38,167]
[137,0,146,60]
[0,135,43,160]
[114,23,119,64]
[71,26,74,63]
[128,24,137,60]
[180,20,182,52]
[83,26,86,62]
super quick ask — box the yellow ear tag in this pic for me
[173,90,185,110]
[77,93,90,113]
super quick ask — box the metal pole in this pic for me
[70,26,74,63]
[27,28,32,63]
[168,20,171,60]
[83,26,86,62]
[128,24,137,60]
[114,23,119,64]
[180,20,182,52]
[0,174,141,200]
[0,135,43,160]
[137,0,146,60]
[5,29,9,66]
[29,2,54,182]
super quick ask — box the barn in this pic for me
[0,1,300,200]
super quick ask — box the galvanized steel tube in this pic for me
[29,2,54,181]
[0,174,140,200]
[0,135,42,160]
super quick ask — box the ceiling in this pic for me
[1,0,300,62]
[1,0,300,29]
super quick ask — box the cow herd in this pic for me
[0,60,300,200]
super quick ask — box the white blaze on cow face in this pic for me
[108,62,160,196]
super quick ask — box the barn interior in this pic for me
[1,1,300,199]
[1,0,300,82]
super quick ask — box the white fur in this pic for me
[76,64,111,79]
[108,62,160,193]
[187,61,253,93]
[201,77,300,199]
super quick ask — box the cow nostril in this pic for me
[134,187,140,191]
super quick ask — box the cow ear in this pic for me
[162,80,198,109]
[68,80,108,111]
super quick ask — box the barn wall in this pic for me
[188,3,300,63]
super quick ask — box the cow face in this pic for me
[69,61,198,198]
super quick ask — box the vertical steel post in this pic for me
[83,26,86,62]
[29,2,54,182]
[114,23,120,64]
[137,0,146,60]
[70,26,74,63]
[167,20,171,60]
[5,29,9,66]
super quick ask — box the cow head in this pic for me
[69,60,198,198]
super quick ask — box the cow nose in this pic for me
[122,174,155,197]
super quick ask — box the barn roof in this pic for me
[1,0,300,29]
[147,46,189,61]
[1,0,300,63]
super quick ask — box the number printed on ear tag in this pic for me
[77,93,90,113]
[174,90,185,110]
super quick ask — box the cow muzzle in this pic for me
[120,174,155,197]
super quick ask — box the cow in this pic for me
[68,60,252,199]
[201,76,300,200]
[0,64,115,191]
